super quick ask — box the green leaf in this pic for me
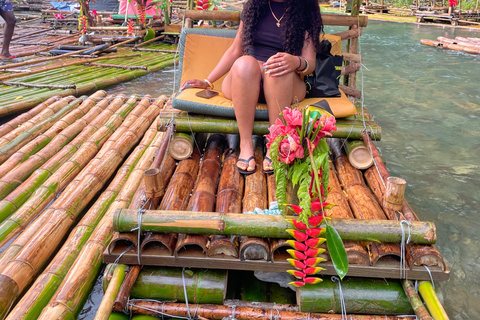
[144,28,155,41]
[326,222,349,279]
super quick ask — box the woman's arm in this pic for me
[180,22,245,90]
[262,31,316,77]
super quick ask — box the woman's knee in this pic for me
[230,56,262,80]
[2,13,16,26]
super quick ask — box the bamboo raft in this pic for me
[0,3,451,320]
[421,36,480,54]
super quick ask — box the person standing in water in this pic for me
[0,0,16,61]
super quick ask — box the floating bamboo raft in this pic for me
[421,36,480,54]
[0,43,177,117]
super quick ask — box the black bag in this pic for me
[304,40,343,98]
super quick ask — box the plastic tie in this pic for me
[137,208,145,265]
[399,219,412,279]
[332,276,347,320]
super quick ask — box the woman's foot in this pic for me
[263,150,274,173]
[237,149,257,175]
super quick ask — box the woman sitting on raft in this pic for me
[180,0,323,174]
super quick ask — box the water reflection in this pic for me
[79,20,480,319]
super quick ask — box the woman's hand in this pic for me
[263,53,300,77]
[180,79,209,91]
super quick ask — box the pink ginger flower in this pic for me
[283,107,303,128]
[279,135,304,164]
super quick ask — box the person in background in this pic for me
[180,0,323,174]
[0,0,16,61]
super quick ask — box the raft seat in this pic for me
[172,28,357,120]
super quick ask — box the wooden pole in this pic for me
[402,280,433,320]
[113,265,142,312]
[127,300,414,320]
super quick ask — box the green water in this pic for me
[80,21,478,319]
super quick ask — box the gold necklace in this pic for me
[268,1,286,28]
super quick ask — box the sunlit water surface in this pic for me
[76,20,479,320]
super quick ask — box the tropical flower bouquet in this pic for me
[265,107,348,286]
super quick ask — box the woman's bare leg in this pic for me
[222,56,263,172]
[262,72,306,170]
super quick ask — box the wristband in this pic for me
[203,79,214,89]
[296,56,302,70]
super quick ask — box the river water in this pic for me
[75,20,480,319]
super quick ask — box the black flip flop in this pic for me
[262,156,274,174]
[237,156,257,175]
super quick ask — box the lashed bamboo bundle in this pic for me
[0,96,60,138]
[328,138,401,265]
[0,97,85,165]
[126,300,414,320]
[361,132,446,271]
[420,38,480,54]
[175,134,226,256]
[325,161,370,265]
[5,114,164,320]
[0,96,139,247]
[0,97,161,319]
[35,105,166,319]
[0,95,127,226]
[0,96,73,149]
[0,90,107,181]
[0,47,177,116]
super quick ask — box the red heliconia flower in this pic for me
[303,267,324,275]
[305,237,326,248]
[287,249,307,260]
[305,247,325,258]
[287,258,306,270]
[289,281,306,287]
[286,229,308,242]
[305,257,325,267]
[286,240,307,251]
[287,270,306,279]
[286,218,307,230]
[306,227,323,238]
[311,200,331,212]
[303,277,323,284]
[308,214,324,227]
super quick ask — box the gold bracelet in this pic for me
[203,79,214,89]
[296,57,309,74]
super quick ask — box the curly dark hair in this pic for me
[241,0,324,56]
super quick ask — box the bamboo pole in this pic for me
[5,119,161,320]
[0,96,139,247]
[113,211,436,244]
[127,300,413,320]
[0,96,60,138]
[0,90,107,182]
[168,132,194,160]
[113,265,142,312]
[34,101,166,320]
[158,117,381,140]
[94,264,127,320]
[297,277,413,314]
[178,11,368,27]
[209,135,243,258]
[0,99,161,319]
[104,266,227,304]
[0,95,127,226]
[418,281,449,320]
[402,280,433,320]
[240,136,269,261]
